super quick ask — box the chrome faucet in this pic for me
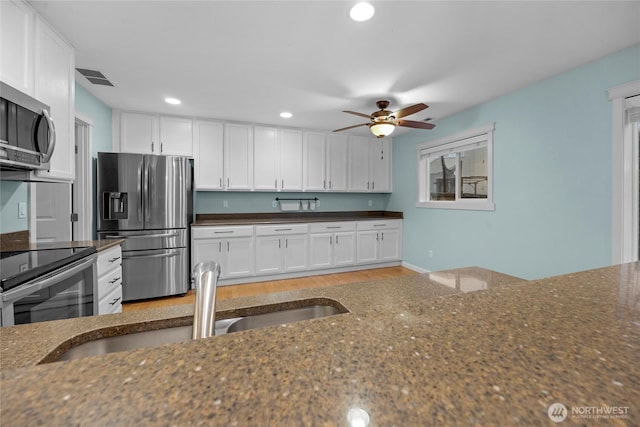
[191,261,221,339]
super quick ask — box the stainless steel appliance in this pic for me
[0,81,56,172]
[0,247,97,326]
[97,152,193,301]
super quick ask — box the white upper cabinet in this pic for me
[303,131,326,191]
[120,112,158,154]
[326,134,349,191]
[119,112,193,156]
[253,125,279,190]
[279,128,303,191]
[0,0,34,96]
[224,123,253,190]
[34,16,75,181]
[193,120,224,190]
[348,136,392,192]
[159,116,193,156]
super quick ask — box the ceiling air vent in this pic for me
[76,68,113,86]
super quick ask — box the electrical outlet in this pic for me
[18,202,26,219]
[316,200,320,208]
[428,250,434,258]
[368,200,372,207]
[272,201,278,208]
[223,200,229,208]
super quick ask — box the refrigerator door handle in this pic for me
[123,250,180,260]
[103,231,179,239]
[144,161,151,222]
[137,160,144,222]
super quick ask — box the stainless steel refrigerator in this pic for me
[97,152,193,301]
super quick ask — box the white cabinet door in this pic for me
[326,134,348,191]
[225,237,254,278]
[370,138,391,192]
[34,17,74,181]
[193,120,224,190]
[255,235,282,275]
[224,123,253,190]
[0,0,34,95]
[348,135,370,191]
[356,230,379,264]
[279,128,303,191]
[379,228,401,261]
[303,131,326,191]
[334,231,356,266]
[159,116,192,156]
[253,125,279,191]
[309,233,332,269]
[192,239,224,269]
[120,112,158,154]
[283,234,308,272]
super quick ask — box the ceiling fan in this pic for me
[333,100,435,138]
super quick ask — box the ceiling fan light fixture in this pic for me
[370,121,395,138]
[350,2,375,22]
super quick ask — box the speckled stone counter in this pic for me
[1,264,639,426]
[193,210,403,226]
[0,238,123,252]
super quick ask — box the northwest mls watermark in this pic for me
[548,402,630,423]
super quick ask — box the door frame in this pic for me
[609,80,640,264]
[74,112,93,241]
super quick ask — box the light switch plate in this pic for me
[18,202,27,219]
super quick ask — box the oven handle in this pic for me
[103,231,179,239]
[123,250,179,260]
[1,256,96,302]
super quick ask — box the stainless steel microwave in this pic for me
[0,81,56,171]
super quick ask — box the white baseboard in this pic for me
[401,261,430,273]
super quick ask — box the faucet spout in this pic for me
[192,261,221,339]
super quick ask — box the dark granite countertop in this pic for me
[0,238,124,253]
[1,263,639,425]
[193,210,403,226]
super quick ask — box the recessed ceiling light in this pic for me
[165,97,181,105]
[350,2,375,22]
[280,111,293,119]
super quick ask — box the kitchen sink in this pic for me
[51,302,347,362]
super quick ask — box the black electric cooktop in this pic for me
[0,246,97,292]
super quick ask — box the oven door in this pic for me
[1,255,97,327]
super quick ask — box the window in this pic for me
[417,123,495,210]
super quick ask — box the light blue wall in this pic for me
[0,181,29,233]
[389,44,640,280]
[196,191,390,213]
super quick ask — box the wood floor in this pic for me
[122,266,416,312]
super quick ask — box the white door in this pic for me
[253,126,279,190]
[379,228,401,261]
[348,136,370,191]
[194,121,224,190]
[33,182,71,243]
[224,123,253,190]
[327,134,348,191]
[225,237,254,278]
[120,112,157,154]
[370,138,391,192]
[334,231,356,266]
[283,234,308,272]
[309,233,332,269]
[303,131,326,191]
[279,128,303,191]
[0,0,34,95]
[356,230,379,264]
[191,239,224,270]
[255,235,282,275]
[159,116,192,156]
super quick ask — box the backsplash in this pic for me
[195,191,391,214]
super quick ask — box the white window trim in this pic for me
[609,80,640,264]
[416,123,495,211]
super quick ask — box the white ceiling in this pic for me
[30,1,640,137]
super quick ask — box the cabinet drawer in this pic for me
[255,224,308,236]
[97,246,122,277]
[97,267,122,299]
[98,285,123,315]
[308,221,356,233]
[356,220,402,231]
[192,225,254,239]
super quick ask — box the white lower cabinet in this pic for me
[191,226,254,280]
[255,224,308,275]
[308,222,357,269]
[96,245,123,314]
[356,220,402,264]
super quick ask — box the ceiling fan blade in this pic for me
[392,103,428,119]
[343,110,372,119]
[333,123,369,132]
[397,119,435,130]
